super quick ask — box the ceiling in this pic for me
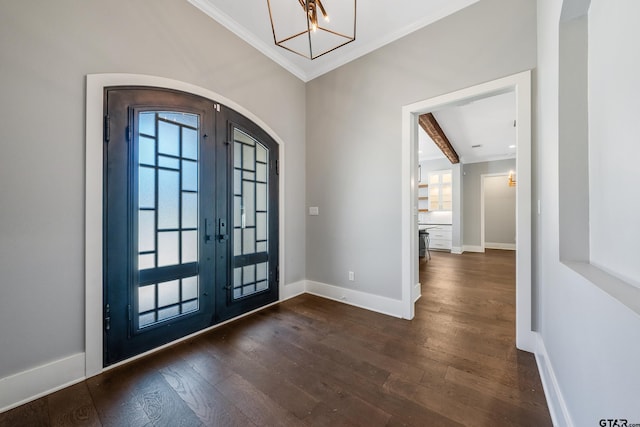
[187,0,512,163]
[188,0,479,82]
[419,91,517,164]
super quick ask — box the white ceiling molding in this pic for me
[187,0,308,81]
[300,0,480,81]
[188,0,479,82]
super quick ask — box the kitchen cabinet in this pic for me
[429,224,452,251]
[428,170,452,211]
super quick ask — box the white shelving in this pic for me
[418,184,429,212]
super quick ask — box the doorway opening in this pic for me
[401,70,534,352]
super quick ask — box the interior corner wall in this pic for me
[305,0,537,300]
[0,0,306,381]
[536,0,640,424]
[462,159,516,247]
[558,13,590,262]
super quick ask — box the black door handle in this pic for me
[204,218,213,243]
[217,218,228,242]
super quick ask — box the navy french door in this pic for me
[104,87,278,366]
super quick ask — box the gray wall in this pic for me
[558,14,590,261]
[0,0,306,379]
[484,175,516,244]
[462,159,516,246]
[306,0,537,299]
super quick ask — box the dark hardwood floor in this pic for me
[0,250,551,426]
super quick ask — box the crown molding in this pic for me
[188,0,479,82]
[302,0,479,81]
[187,0,308,81]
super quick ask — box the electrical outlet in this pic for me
[348,271,355,281]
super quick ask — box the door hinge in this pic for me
[127,304,132,322]
[213,103,221,112]
[104,115,110,143]
[104,303,111,332]
[126,125,132,143]
[275,159,280,175]
[276,265,280,285]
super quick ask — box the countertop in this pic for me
[418,223,452,230]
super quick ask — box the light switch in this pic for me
[309,206,319,216]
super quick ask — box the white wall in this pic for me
[306,0,537,300]
[536,0,640,424]
[588,0,640,288]
[420,158,451,173]
[0,0,306,383]
[462,159,516,247]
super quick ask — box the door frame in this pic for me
[85,74,286,377]
[401,70,535,352]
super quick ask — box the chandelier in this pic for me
[267,0,357,60]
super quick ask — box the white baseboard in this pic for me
[451,246,463,254]
[0,280,404,413]
[463,245,485,253]
[280,280,307,301]
[0,280,307,413]
[535,333,574,427]
[306,280,404,318]
[0,353,85,413]
[413,282,422,303]
[485,242,516,250]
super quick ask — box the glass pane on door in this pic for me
[429,186,440,211]
[232,128,270,300]
[135,111,200,329]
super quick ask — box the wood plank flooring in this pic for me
[0,249,552,426]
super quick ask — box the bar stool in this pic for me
[419,229,431,260]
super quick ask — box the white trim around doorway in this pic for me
[85,74,287,378]
[401,70,534,352]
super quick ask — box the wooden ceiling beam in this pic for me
[418,113,460,164]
